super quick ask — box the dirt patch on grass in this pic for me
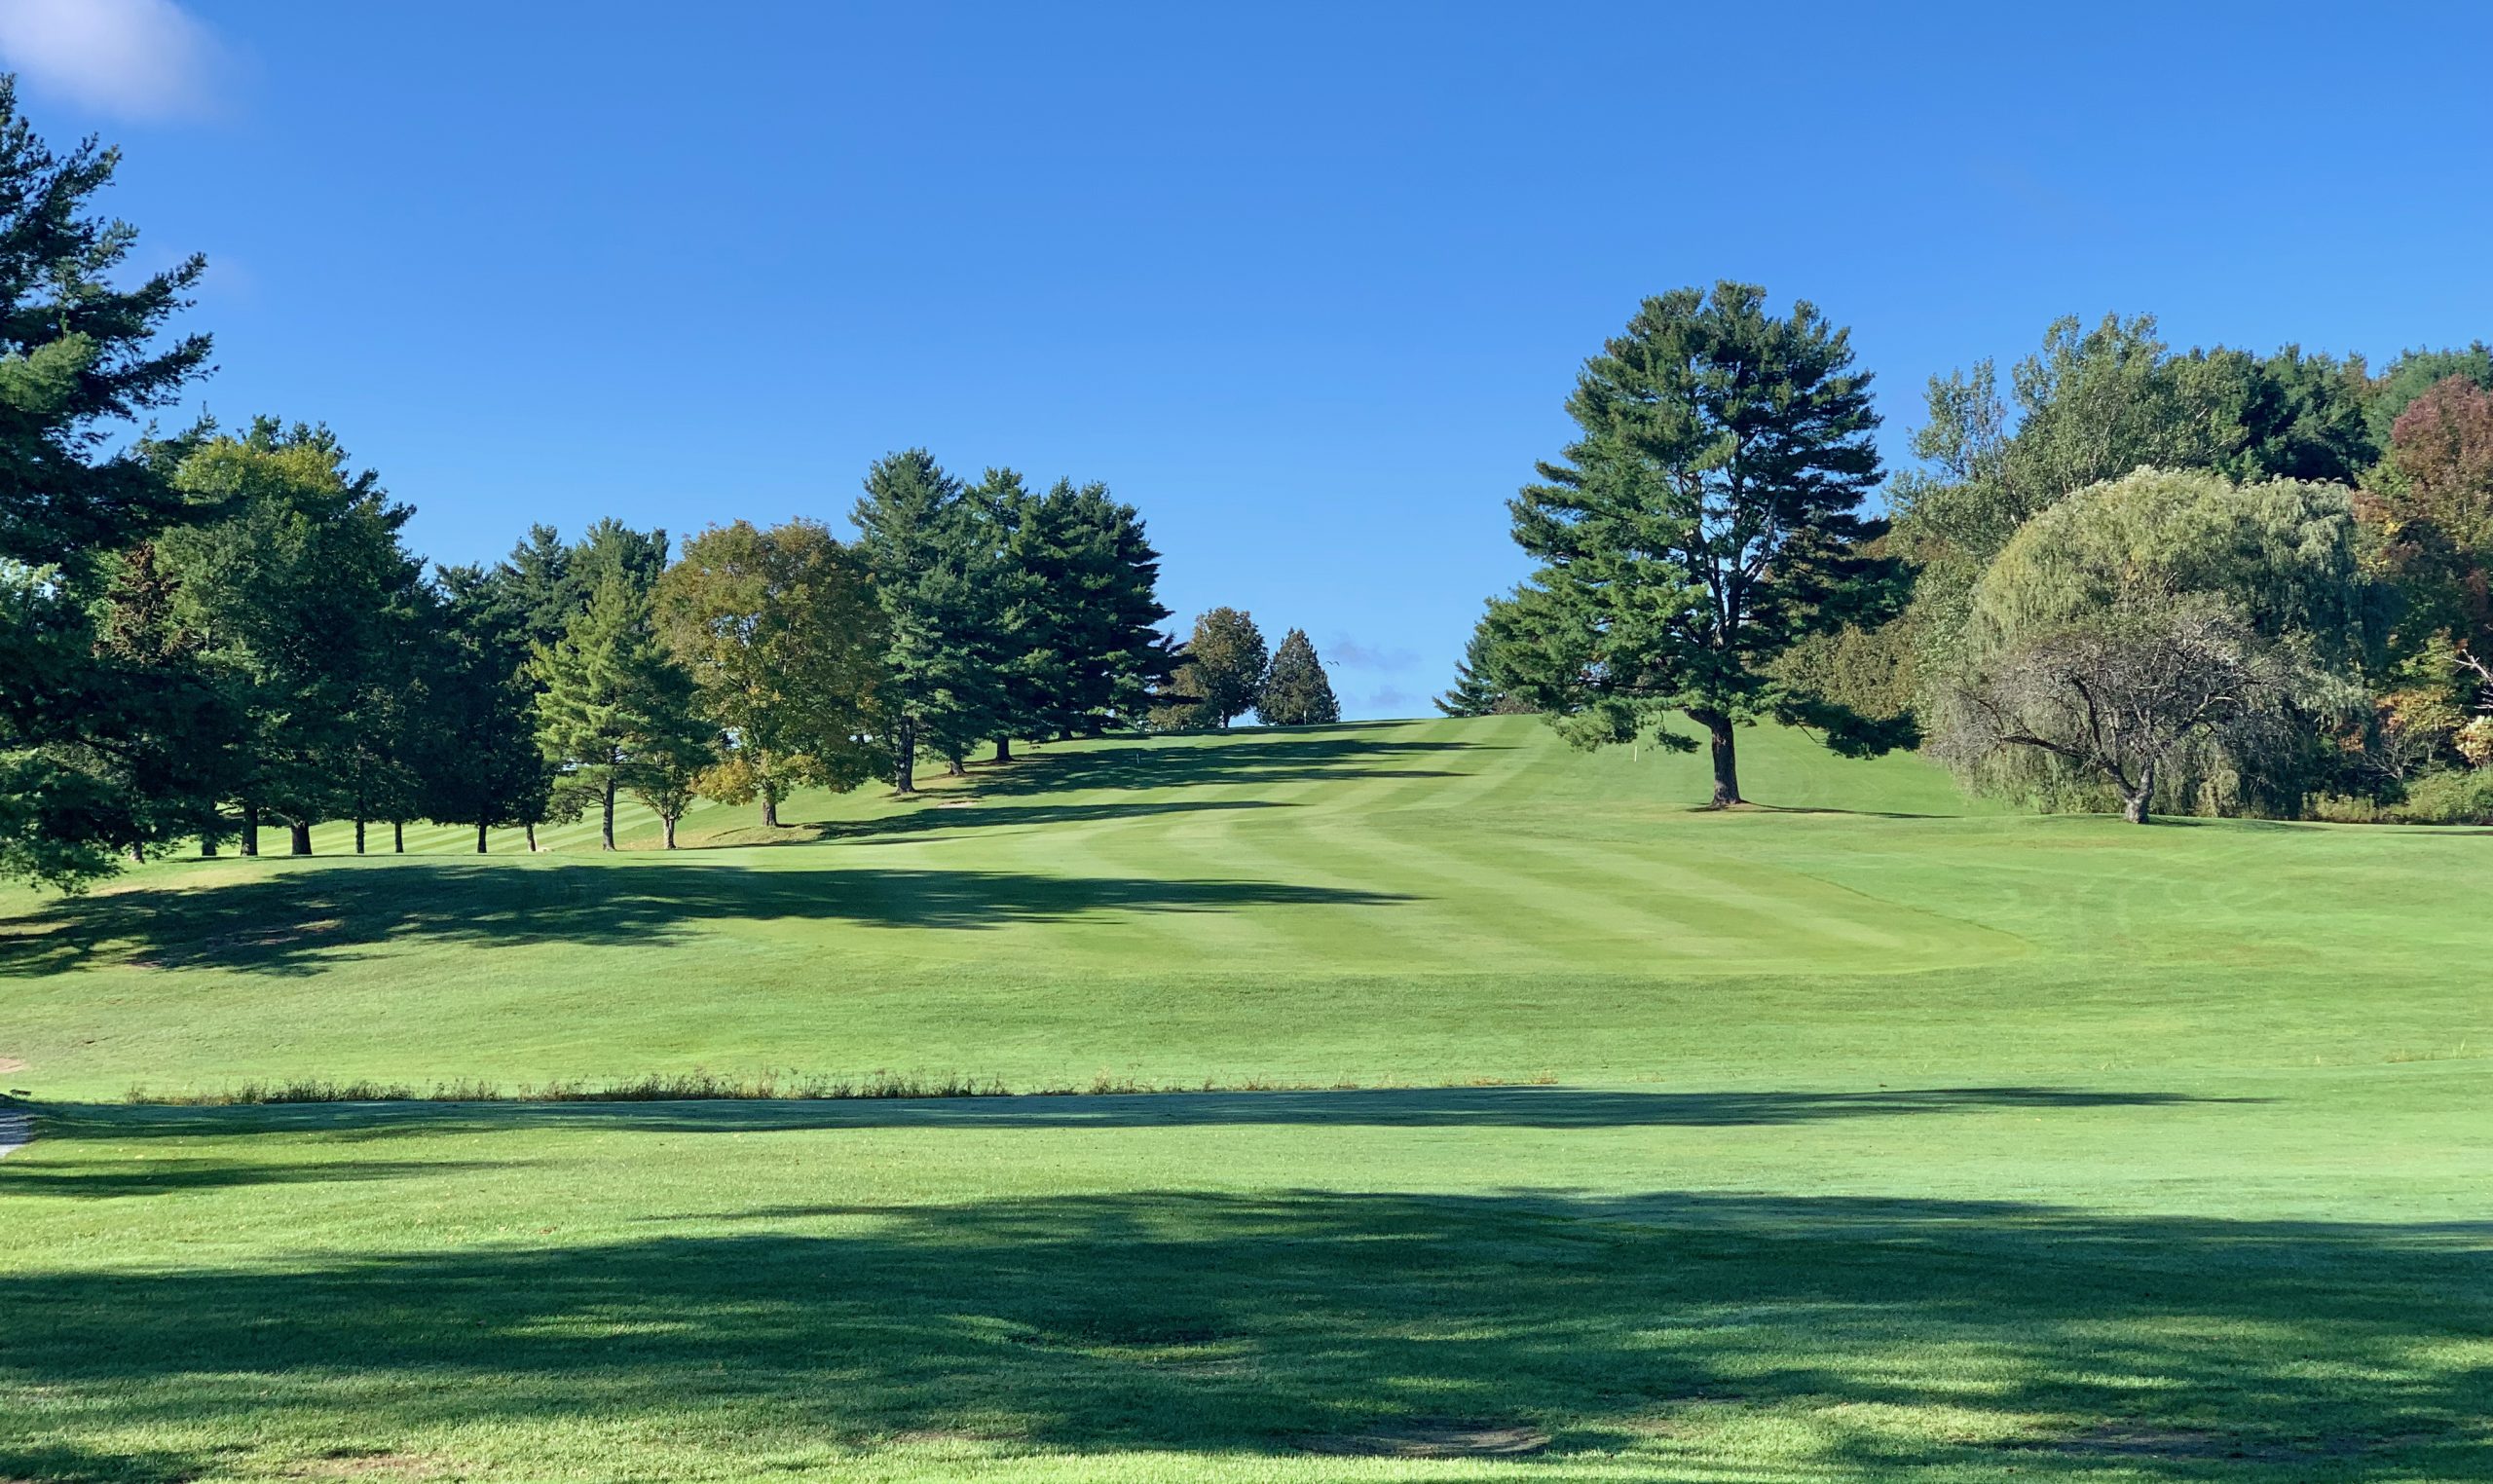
[885,1428,1023,1447]
[1303,1420,1549,1459]
[286,1449,450,1478]
[2023,1425,2441,1464]
[0,1057,23,1074]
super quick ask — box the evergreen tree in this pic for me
[1435,608,1517,717]
[1501,282,1906,806]
[1182,608,1268,728]
[971,474,1174,750]
[159,421,428,856]
[572,517,670,599]
[655,518,882,827]
[417,565,552,852]
[0,79,223,886]
[497,524,577,650]
[967,467,1050,762]
[623,691,718,850]
[532,574,710,849]
[852,450,998,792]
[1257,629,1340,724]
[1051,480,1175,734]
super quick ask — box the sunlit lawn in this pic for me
[4,719,2490,1480]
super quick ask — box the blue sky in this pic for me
[5,1,2489,717]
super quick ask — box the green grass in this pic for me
[4,717,2491,1481]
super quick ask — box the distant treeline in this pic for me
[0,85,1355,888]
[1442,284,2493,824]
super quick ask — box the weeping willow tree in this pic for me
[1932,467,2377,821]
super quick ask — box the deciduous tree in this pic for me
[1933,467,2371,820]
[1183,608,1267,728]
[656,518,882,827]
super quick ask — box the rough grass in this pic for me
[2,718,2490,1481]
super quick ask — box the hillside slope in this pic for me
[0,717,2482,1098]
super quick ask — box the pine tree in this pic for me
[1435,608,1516,717]
[1053,480,1174,734]
[1502,282,1906,806]
[852,450,999,793]
[0,80,223,885]
[417,566,552,852]
[532,574,710,849]
[976,475,1174,749]
[968,468,1051,762]
[1257,629,1340,724]
[160,421,428,857]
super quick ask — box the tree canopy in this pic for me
[1498,281,1906,806]
[1257,629,1339,725]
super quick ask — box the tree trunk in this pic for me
[1700,714,1743,808]
[946,757,966,778]
[525,822,538,852]
[662,813,678,849]
[993,737,1012,764]
[289,821,313,855]
[393,821,404,853]
[241,803,259,857]
[893,718,917,795]
[202,836,217,858]
[2122,761,2157,825]
[354,818,366,855]
[601,778,617,850]
[476,822,489,853]
[129,843,144,864]
[762,793,780,829]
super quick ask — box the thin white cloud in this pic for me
[1326,634,1420,672]
[0,0,220,122]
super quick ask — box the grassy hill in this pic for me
[4,718,2490,1481]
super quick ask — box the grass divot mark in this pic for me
[1303,1421,1549,1458]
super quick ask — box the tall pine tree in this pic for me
[0,80,223,885]
[1435,606,1517,716]
[1257,629,1340,724]
[1501,282,1907,806]
[852,450,998,793]
[532,573,711,849]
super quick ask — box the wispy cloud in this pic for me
[0,0,222,122]
[1362,686,1417,715]
[1325,634,1419,672]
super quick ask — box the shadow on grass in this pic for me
[810,798,1290,846]
[1,1185,2486,1480]
[0,865,1417,977]
[25,1085,2268,1143]
[0,1155,510,1199]
[970,730,1498,798]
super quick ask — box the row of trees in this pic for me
[1446,282,2493,823]
[1150,608,1341,729]
[133,445,1176,865]
[0,83,1194,886]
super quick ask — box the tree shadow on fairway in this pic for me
[806,798,1290,847]
[0,864,1418,977]
[0,1154,511,1200]
[40,1085,2267,1143]
[1,1187,2487,1481]
[971,729,1498,798]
